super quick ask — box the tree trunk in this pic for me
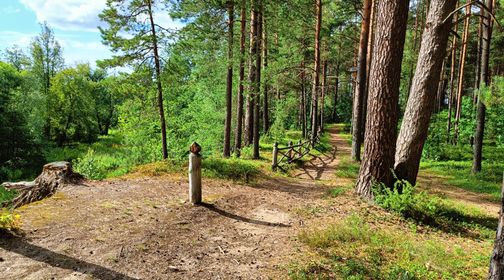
[474,15,483,106]
[406,0,422,99]
[148,0,168,159]
[252,0,262,159]
[320,60,327,132]
[362,0,376,141]
[310,0,322,147]
[488,174,504,279]
[223,0,234,158]
[394,0,458,186]
[453,0,471,145]
[473,0,493,173]
[244,3,258,147]
[355,0,410,199]
[262,13,269,133]
[1,162,83,209]
[447,5,459,144]
[301,60,307,138]
[234,0,246,156]
[332,64,339,123]
[351,0,372,161]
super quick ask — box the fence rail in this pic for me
[272,132,321,171]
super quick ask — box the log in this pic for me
[1,162,83,209]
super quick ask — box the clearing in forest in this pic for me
[0,126,497,279]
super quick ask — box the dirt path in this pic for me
[0,126,347,280]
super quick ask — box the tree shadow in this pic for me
[199,202,291,228]
[0,235,138,280]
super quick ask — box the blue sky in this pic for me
[0,0,180,67]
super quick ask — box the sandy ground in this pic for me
[0,127,353,280]
[0,126,498,280]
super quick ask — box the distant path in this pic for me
[0,126,351,280]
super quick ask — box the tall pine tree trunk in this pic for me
[351,0,372,161]
[394,0,458,185]
[310,0,322,146]
[301,60,307,138]
[252,0,262,159]
[223,1,234,158]
[447,2,459,143]
[147,0,168,159]
[234,0,247,156]
[332,64,339,122]
[320,60,327,132]
[473,0,494,173]
[244,3,258,146]
[262,13,269,133]
[355,0,410,199]
[453,0,471,145]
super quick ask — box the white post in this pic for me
[189,142,202,204]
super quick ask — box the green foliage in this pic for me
[0,187,17,205]
[0,62,44,182]
[0,209,21,231]
[202,157,261,182]
[292,213,490,279]
[373,180,496,238]
[48,64,99,144]
[421,160,503,200]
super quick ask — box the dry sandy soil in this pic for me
[0,127,498,279]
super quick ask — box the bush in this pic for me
[0,208,21,230]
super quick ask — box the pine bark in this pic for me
[301,60,307,138]
[252,0,262,159]
[262,13,269,133]
[320,60,327,132]
[351,0,372,161]
[453,0,471,144]
[147,0,168,159]
[394,0,458,185]
[355,0,410,199]
[473,0,494,173]
[244,3,258,146]
[447,5,459,143]
[223,0,234,158]
[310,0,322,146]
[489,174,504,279]
[234,0,246,156]
[332,64,339,122]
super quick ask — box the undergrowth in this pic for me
[290,213,490,279]
[373,180,496,239]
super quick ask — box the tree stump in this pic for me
[1,162,83,208]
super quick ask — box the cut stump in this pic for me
[1,162,83,208]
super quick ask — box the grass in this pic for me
[0,186,17,205]
[290,213,491,279]
[420,160,504,200]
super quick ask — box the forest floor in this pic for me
[0,126,498,279]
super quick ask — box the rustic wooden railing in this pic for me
[271,132,321,171]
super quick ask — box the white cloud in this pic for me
[19,0,106,32]
[2,6,21,14]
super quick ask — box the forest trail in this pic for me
[0,126,350,280]
[0,127,497,279]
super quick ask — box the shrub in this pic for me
[0,208,21,230]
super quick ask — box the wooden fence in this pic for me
[271,132,321,171]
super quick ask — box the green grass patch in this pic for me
[202,157,263,182]
[335,155,360,179]
[374,180,497,239]
[325,184,352,198]
[0,186,17,205]
[420,160,503,200]
[290,213,490,279]
[0,208,21,231]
